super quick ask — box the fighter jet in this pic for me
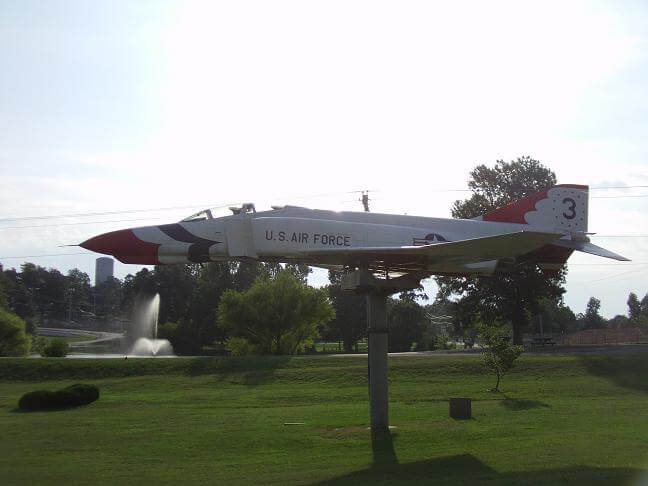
[80,184,629,277]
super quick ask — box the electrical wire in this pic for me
[591,194,648,199]
[1,186,646,222]
[0,216,170,230]
[0,189,370,223]
[0,203,232,223]
[0,252,91,260]
[570,264,648,284]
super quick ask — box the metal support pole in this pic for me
[342,269,423,432]
[367,291,389,431]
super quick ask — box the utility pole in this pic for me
[360,191,370,212]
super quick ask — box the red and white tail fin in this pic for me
[475,184,589,233]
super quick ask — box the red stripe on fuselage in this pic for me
[80,229,160,264]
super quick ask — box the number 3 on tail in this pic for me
[562,197,576,220]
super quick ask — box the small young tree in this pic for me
[480,324,523,392]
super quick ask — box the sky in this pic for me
[1,0,647,318]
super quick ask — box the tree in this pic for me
[627,292,641,323]
[121,268,157,319]
[187,263,234,349]
[537,298,578,334]
[66,268,92,321]
[154,264,200,324]
[608,315,631,328]
[94,277,123,322]
[325,270,366,352]
[3,268,37,323]
[0,308,31,356]
[0,264,10,309]
[480,324,523,392]
[639,294,648,328]
[388,298,427,352]
[437,156,565,344]
[582,297,606,329]
[218,270,334,355]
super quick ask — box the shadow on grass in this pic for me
[9,404,93,414]
[371,429,398,466]
[186,356,292,387]
[311,453,642,485]
[500,394,551,411]
[577,353,648,393]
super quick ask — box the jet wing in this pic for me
[299,231,564,264]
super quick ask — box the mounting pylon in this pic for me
[342,269,424,431]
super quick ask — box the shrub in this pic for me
[18,383,100,411]
[41,338,69,357]
[225,336,257,356]
[0,308,31,356]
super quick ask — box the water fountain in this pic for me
[129,294,174,356]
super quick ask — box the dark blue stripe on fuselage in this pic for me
[158,223,221,263]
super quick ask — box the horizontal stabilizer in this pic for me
[552,239,630,261]
[301,231,564,263]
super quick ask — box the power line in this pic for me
[570,265,648,284]
[1,186,646,223]
[0,252,91,260]
[590,185,648,190]
[0,203,228,223]
[0,189,369,223]
[591,194,648,199]
[569,262,648,265]
[0,216,169,231]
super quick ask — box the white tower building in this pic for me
[95,257,114,287]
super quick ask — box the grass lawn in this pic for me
[1,353,647,485]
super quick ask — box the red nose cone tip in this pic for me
[80,229,160,265]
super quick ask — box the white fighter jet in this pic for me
[80,184,628,277]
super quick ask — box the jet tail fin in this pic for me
[474,184,589,233]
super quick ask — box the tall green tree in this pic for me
[187,262,234,347]
[537,298,578,334]
[219,270,334,355]
[582,297,606,329]
[436,156,566,344]
[3,268,37,322]
[94,277,123,321]
[388,298,427,352]
[0,264,10,309]
[627,292,641,323]
[66,269,92,320]
[325,270,366,352]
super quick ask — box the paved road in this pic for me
[329,343,648,357]
[37,327,123,346]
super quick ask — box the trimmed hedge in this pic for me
[18,383,99,411]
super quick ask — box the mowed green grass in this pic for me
[1,353,647,485]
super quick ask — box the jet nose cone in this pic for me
[80,229,160,264]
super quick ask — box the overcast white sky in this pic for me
[1,0,647,318]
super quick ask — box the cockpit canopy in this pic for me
[180,203,256,222]
[181,209,214,222]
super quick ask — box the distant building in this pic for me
[95,257,114,287]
